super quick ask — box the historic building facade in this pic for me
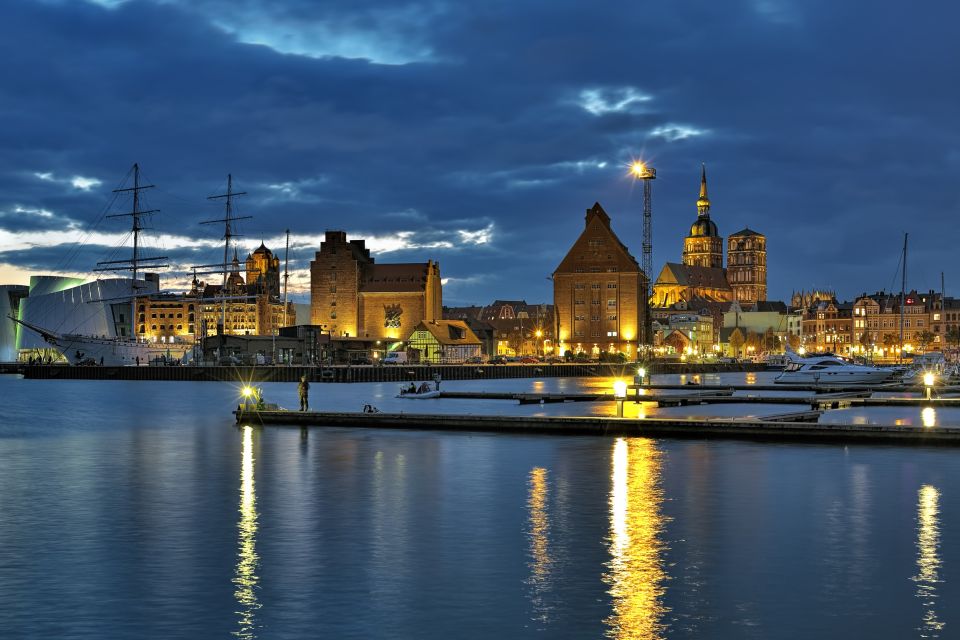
[309,231,442,340]
[553,202,647,357]
[727,228,767,303]
[136,246,293,343]
[244,242,281,298]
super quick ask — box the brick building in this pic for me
[309,231,442,340]
[553,202,647,357]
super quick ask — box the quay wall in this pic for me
[1,361,766,383]
[235,410,960,446]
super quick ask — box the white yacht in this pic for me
[774,351,897,385]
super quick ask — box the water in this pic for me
[1,374,958,639]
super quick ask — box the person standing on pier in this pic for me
[298,375,310,411]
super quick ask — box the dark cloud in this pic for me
[1,0,958,306]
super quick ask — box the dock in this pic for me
[232,409,960,445]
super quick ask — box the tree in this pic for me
[787,334,801,351]
[729,329,745,358]
[762,327,778,352]
[916,330,936,352]
[947,326,960,350]
[882,333,900,350]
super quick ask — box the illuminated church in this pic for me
[651,166,766,307]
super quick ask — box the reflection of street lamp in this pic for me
[613,379,627,417]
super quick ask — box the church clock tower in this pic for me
[682,165,724,269]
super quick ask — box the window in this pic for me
[607,300,616,308]
[591,283,601,289]
[608,315,617,321]
[575,299,584,305]
[575,283,584,290]
[607,283,617,289]
[607,331,618,337]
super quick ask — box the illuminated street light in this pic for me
[924,372,936,401]
[613,379,627,417]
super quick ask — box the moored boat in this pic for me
[775,349,896,385]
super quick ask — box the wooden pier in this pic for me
[232,409,960,445]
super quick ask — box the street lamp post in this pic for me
[613,379,627,418]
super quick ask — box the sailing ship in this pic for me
[10,164,193,365]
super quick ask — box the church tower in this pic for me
[682,165,724,269]
[727,229,767,303]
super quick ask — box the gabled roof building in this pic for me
[552,202,647,356]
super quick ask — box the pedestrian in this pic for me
[432,372,442,391]
[298,375,310,411]
[100,356,104,366]
[135,356,140,366]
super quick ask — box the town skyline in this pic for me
[1,0,958,306]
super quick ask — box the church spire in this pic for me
[696,163,711,217]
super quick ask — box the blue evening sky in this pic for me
[0,0,957,304]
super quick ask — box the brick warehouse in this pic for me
[553,202,648,357]
[309,231,442,340]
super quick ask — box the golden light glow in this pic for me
[613,380,628,398]
[637,367,646,379]
[527,467,553,625]
[630,161,646,177]
[234,426,261,639]
[922,407,937,428]
[242,386,254,397]
[914,485,943,636]
[923,372,936,388]
[604,438,667,639]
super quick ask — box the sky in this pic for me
[1,0,958,306]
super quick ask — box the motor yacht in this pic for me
[774,351,896,385]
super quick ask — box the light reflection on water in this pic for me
[233,426,261,639]
[605,438,668,639]
[915,485,943,638]
[526,467,553,626]
[2,376,959,639]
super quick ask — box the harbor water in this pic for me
[1,372,958,638]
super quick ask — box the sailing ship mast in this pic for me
[899,233,908,365]
[282,229,290,328]
[94,163,169,338]
[198,175,250,335]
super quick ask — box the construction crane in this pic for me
[630,160,656,346]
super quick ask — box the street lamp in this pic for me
[924,372,936,401]
[535,329,543,357]
[613,379,627,417]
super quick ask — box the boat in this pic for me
[11,164,193,366]
[775,349,897,385]
[397,383,441,399]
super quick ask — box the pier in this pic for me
[232,409,960,445]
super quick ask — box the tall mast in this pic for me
[282,229,290,328]
[95,163,168,338]
[200,175,250,334]
[900,232,908,364]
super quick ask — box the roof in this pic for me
[751,300,788,313]
[730,228,763,237]
[656,263,731,291]
[411,320,481,345]
[361,263,432,293]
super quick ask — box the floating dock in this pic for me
[232,409,960,445]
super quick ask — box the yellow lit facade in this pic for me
[553,202,647,355]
